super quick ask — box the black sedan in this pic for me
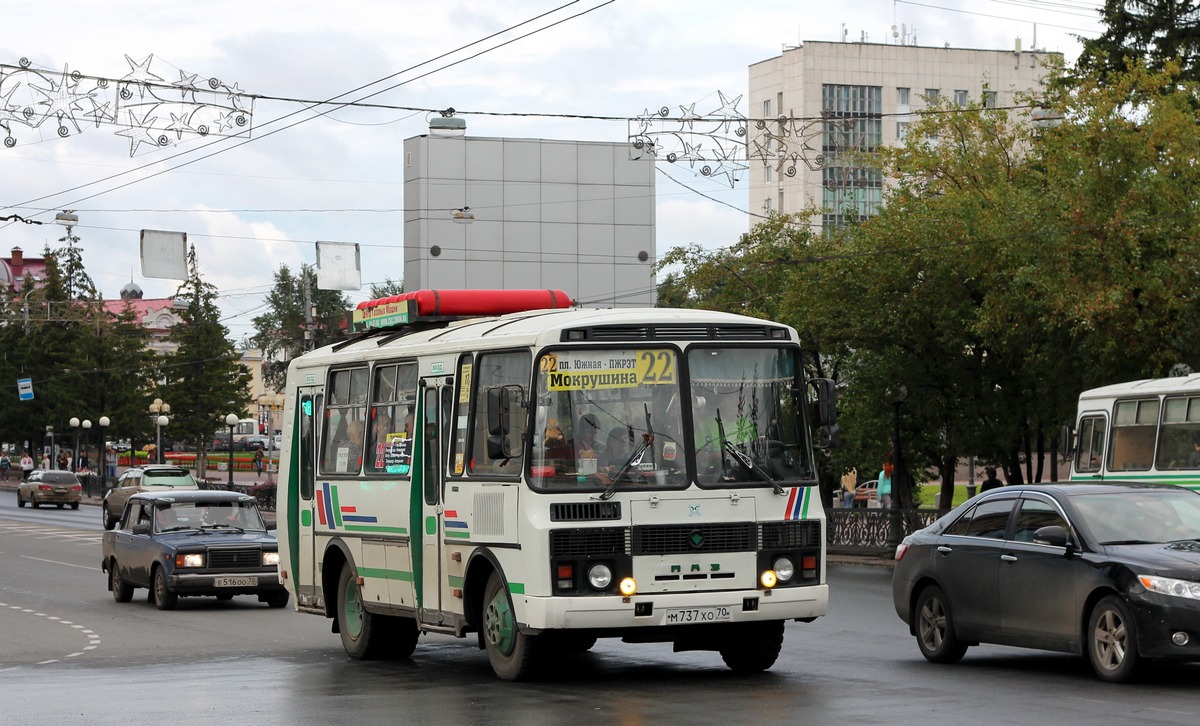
[101,490,288,610]
[893,483,1200,682]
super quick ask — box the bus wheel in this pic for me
[718,621,785,673]
[337,563,391,659]
[393,616,420,659]
[482,571,540,681]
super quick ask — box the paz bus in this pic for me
[274,289,838,680]
[1068,375,1200,491]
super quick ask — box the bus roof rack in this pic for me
[346,289,574,335]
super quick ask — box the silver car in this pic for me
[102,465,198,530]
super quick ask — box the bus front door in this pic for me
[295,387,323,610]
[418,377,454,625]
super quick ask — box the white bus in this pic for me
[1069,375,1200,491]
[275,289,838,680]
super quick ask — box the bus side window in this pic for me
[469,351,531,476]
[1075,416,1105,473]
[300,394,315,500]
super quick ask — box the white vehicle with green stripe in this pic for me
[275,290,837,681]
[1068,375,1200,491]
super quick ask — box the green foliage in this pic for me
[251,263,350,390]
[368,277,404,298]
[1078,1,1200,82]
[160,246,253,455]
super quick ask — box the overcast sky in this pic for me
[0,0,1102,344]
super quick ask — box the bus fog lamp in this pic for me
[772,557,795,583]
[760,570,778,589]
[618,577,637,597]
[588,563,613,590]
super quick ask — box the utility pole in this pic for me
[303,268,314,352]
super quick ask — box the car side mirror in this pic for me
[1032,525,1068,548]
[131,523,151,536]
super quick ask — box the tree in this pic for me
[251,264,350,390]
[160,246,253,476]
[368,277,404,298]
[1078,1,1200,81]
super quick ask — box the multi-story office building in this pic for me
[749,40,1059,228]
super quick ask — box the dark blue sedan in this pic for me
[893,483,1200,682]
[101,490,288,610]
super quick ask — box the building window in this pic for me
[954,90,968,106]
[925,88,940,104]
[764,197,772,214]
[763,99,772,119]
[896,121,910,141]
[778,188,784,213]
[821,84,883,228]
[765,165,773,182]
[983,90,998,108]
[777,92,783,117]
[897,87,910,105]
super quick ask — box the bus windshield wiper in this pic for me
[598,433,653,501]
[723,441,785,495]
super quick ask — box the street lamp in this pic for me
[69,417,82,472]
[225,413,239,489]
[258,392,285,485]
[887,385,909,547]
[98,416,110,488]
[149,398,170,465]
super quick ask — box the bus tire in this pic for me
[482,571,540,681]
[718,621,785,673]
[336,562,391,660]
[393,616,420,659]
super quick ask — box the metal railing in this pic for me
[826,508,942,555]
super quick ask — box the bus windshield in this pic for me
[689,347,809,486]
[530,348,685,490]
[528,345,812,491]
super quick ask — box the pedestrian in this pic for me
[41,452,52,470]
[20,451,34,481]
[57,449,70,471]
[840,467,858,509]
[253,446,264,477]
[106,447,117,479]
[980,466,1004,492]
[877,460,894,509]
[0,451,9,482]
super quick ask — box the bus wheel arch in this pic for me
[463,548,502,638]
[321,539,353,621]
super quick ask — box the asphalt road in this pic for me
[1,490,1198,726]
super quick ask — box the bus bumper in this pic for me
[516,584,828,631]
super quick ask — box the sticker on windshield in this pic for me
[542,350,675,391]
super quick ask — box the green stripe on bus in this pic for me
[801,487,811,518]
[445,530,471,539]
[331,485,344,527]
[448,575,465,588]
[343,525,409,534]
[508,582,525,595]
[356,567,415,582]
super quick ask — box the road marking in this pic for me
[0,600,102,670]
[22,556,95,570]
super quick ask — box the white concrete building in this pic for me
[748,40,1059,228]
[403,119,656,306]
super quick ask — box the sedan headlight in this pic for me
[1139,574,1200,600]
[262,551,280,567]
[176,553,205,568]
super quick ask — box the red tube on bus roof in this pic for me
[356,289,573,316]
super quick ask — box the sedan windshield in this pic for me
[154,501,265,532]
[1072,489,1200,545]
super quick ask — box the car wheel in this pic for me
[56,503,64,509]
[915,585,968,664]
[336,562,392,659]
[264,591,290,609]
[482,570,541,681]
[17,492,25,508]
[102,505,118,530]
[70,502,79,510]
[152,566,178,611]
[718,621,786,673]
[1088,595,1143,683]
[110,560,134,603]
[30,497,39,508]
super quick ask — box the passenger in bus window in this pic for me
[1189,436,1200,468]
[575,414,602,474]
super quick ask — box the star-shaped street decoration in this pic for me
[223,82,248,110]
[708,90,744,131]
[678,102,701,130]
[122,54,163,84]
[29,65,91,133]
[166,110,193,139]
[115,107,160,155]
[84,96,115,128]
[174,70,201,102]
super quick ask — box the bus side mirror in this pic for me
[487,387,512,459]
[1059,423,1075,456]
[808,378,838,427]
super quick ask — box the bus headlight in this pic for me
[760,570,778,589]
[618,577,638,597]
[588,563,613,590]
[772,556,795,584]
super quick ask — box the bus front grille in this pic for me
[550,528,629,557]
[631,523,756,555]
[759,520,821,549]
